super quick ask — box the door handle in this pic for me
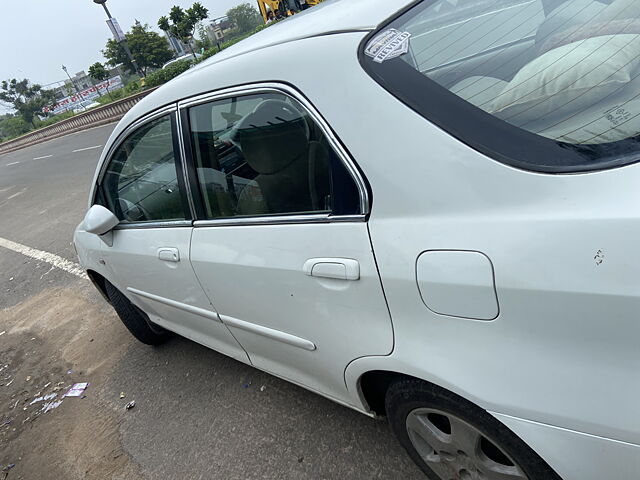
[303,258,360,281]
[158,247,180,263]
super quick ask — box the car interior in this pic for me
[188,94,334,219]
[408,0,640,145]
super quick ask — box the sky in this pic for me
[0,0,247,88]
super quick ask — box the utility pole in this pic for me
[92,0,144,77]
[61,65,87,111]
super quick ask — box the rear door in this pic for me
[183,86,393,401]
[96,108,249,363]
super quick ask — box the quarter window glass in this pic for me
[101,115,187,222]
[363,0,640,172]
[188,93,360,219]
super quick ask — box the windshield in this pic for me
[362,0,640,172]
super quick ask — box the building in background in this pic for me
[51,65,124,102]
[206,17,233,46]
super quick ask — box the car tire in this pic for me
[385,379,562,480]
[105,281,171,345]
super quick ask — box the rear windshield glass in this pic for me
[361,0,640,173]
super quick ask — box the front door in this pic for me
[184,88,393,400]
[97,110,249,363]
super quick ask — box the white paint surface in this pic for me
[0,236,87,279]
[6,190,25,200]
[33,155,53,160]
[72,145,102,153]
[5,161,20,166]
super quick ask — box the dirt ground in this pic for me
[0,283,142,480]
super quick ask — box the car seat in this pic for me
[450,76,510,111]
[233,100,330,215]
[498,0,640,144]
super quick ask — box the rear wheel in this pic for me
[105,281,170,345]
[385,379,561,480]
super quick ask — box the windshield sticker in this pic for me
[365,29,412,64]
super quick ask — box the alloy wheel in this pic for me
[405,408,528,480]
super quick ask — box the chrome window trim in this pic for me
[178,82,371,216]
[114,220,193,230]
[175,110,197,217]
[93,104,199,232]
[193,213,366,228]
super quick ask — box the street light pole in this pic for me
[92,0,144,77]
[97,1,112,18]
[61,65,87,111]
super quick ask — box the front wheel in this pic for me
[105,281,170,345]
[385,379,561,480]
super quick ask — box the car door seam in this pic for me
[342,222,397,390]
[187,227,254,364]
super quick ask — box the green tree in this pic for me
[103,23,173,76]
[226,3,262,35]
[158,3,209,59]
[88,62,110,98]
[196,22,212,51]
[0,115,31,140]
[0,79,57,127]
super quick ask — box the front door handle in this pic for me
[303,258,360,281]
[158,247,180,263]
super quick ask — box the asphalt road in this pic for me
[0,127,423,479]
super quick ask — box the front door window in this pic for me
[100,114,188,223]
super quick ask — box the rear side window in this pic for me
[100,115,188,223]
[361,0,640,173]
[186,92,361,219]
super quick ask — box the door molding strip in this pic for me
[219,314,317,352]
[127,287,222,323]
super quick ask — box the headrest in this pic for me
[234,100,309,175]
[597,0,640,23]
[536,1,607,47]
[536,0,640,50]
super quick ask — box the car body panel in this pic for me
[492,413,640,480]
[190,221,394,402]
[309,34,640,446]
[101,226,250,363]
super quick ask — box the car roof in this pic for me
[199,0,411,67]
[112,0,411,140]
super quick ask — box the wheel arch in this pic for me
[86,269,111,304]
[359,370,447,417]
[357,370,564,479]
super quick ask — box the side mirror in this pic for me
[83,205,119,235]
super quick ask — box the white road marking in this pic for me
[0,236,88,279]
[33,155,53,160]
[72,145,102,153]
[7,190,25,200]
[6,161,20,166]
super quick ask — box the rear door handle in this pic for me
[303,258,360,281]
[158,247,180,263]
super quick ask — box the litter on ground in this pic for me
[30,393,57,405]
[64,382,89,397]
[41,400,63,413]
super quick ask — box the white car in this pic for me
[74,0,640,478]
[162,53,202,69]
